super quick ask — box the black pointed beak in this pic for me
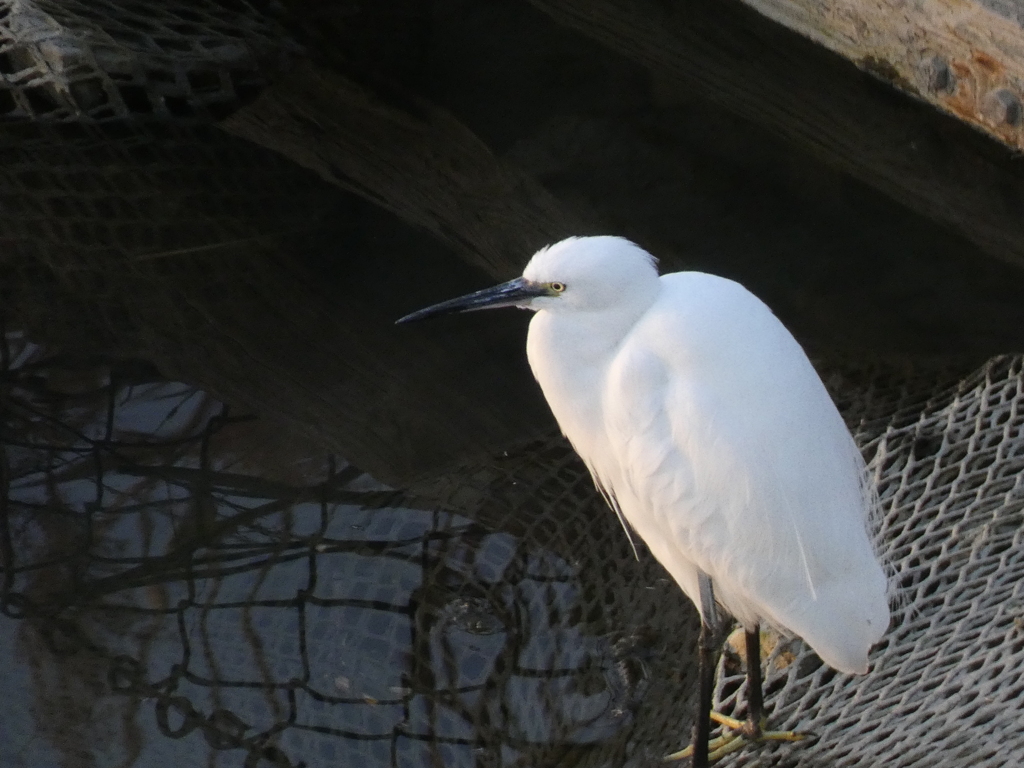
[396,277,550,324]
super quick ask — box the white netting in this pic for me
[0,0,290,122]
[709,356,1024,767]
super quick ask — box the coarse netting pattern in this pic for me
[0,0,290,122]
[710,356,1024,767]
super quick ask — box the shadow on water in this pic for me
[0,332,700,768]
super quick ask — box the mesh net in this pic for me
[710,356,1024,767]
[0,2,1022,766]
[0,0,290,123]
[0,334,699,768]
[3,328,1024,767]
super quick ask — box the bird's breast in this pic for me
[525,311,614,454]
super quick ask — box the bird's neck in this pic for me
[528,311,626,363]
[525,310,628,445]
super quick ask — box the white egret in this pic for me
[398,236,889,766]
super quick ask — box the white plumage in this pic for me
[521,236,888,674]
[398,234,890,679]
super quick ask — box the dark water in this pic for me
[0,337,699,768]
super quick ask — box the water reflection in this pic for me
[0,331,698,768]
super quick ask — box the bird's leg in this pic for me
[744,627,765,738]
[665,619,816,764]
[664,572,721,766]
[699,627,816,758]
[692,572,719,768]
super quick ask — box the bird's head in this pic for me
[396,236,659,323]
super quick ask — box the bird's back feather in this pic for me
[531,271,889,674]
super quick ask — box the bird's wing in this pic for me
[586,467,641,560]
[597,333,720,595]
[596,276,887,669]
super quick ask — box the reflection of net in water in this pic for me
[0,332,690,768]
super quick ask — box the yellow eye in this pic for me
[550,282,566,293]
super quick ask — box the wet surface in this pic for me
[0,335,699,768]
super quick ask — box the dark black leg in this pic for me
[667,617,812,763]
[744,627,764,739]
[693,572,719,768]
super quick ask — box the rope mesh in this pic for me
[712,357,1024,767]
[0,0,289,123]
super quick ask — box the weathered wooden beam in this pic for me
[526,0,1024,270]
[740,0,1024,151]
[221,60,592,281]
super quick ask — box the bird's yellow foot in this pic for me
[663,712,815,762]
